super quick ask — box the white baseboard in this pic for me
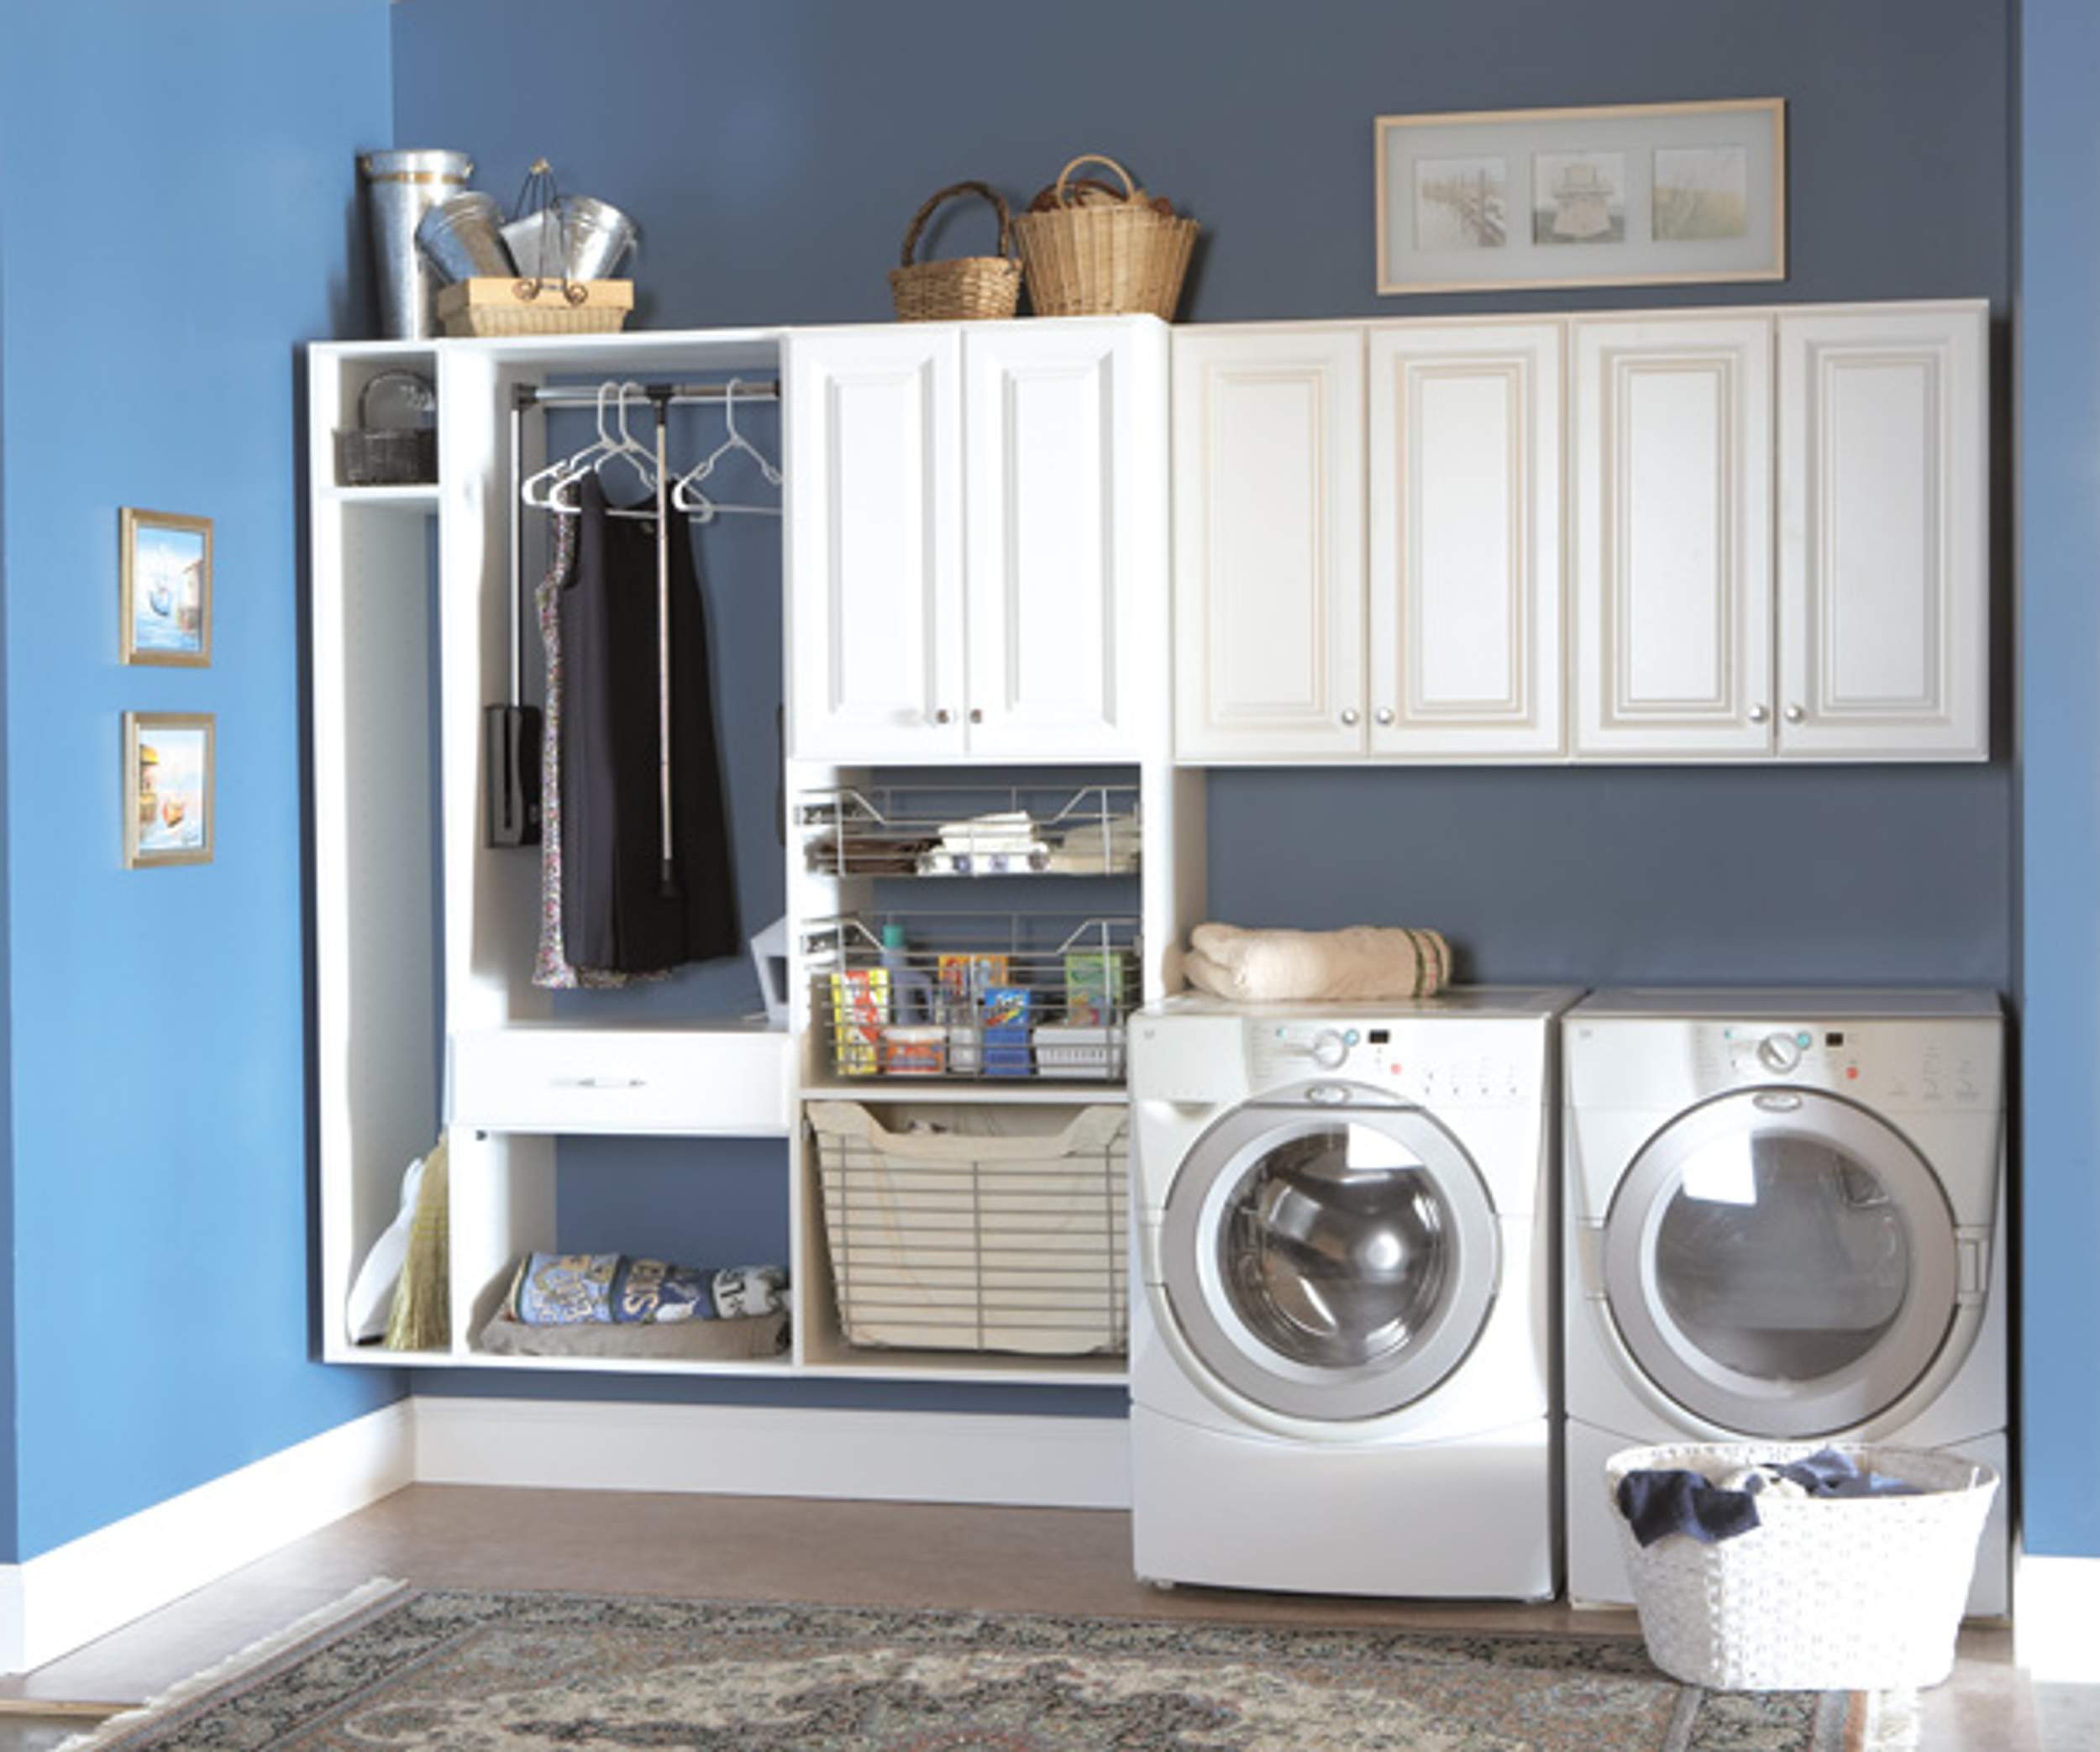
[412,1397,1132,1510]
[0,1401,415,1674]
[2016,1554,2100,1681]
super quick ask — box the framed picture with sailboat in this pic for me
[1376,99,1785,295]
[120,506,213,667]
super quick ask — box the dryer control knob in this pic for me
[1310,1029,1349,1070]
[1757,1031,1803,1073]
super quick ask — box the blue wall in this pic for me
[0,1,401,1561]
[395,0,2017,1419]
[2018,0,2100,1561]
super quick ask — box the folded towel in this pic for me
[1184,923,1452,1003]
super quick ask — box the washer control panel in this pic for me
[1247,1018,1538,1106]
[1693,1023,1992,1108]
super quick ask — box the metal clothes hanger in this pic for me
[672,378,783,520]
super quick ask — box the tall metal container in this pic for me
[359,149,474,338]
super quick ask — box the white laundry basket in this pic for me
[1606,1441,1998,1692]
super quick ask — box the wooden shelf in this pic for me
[319,482,440,509]
[799,1080,1127,1105]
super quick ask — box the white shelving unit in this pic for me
[307,318,1194,1387]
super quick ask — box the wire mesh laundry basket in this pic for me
[808,1101,1128,1356]
[1606,1441,1998,1692]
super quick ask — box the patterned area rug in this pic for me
[62,1581,1898,1751]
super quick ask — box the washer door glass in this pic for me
[1604,1089,1960,1438]
[1160,1095,1501,1423]
[1222,1124,1455,1370]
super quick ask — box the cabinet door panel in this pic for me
[1574,317,1774,758]
[1173,328,1366,759]
[1777,307,1987,759]
[1368,323,1563,757]
[786,327,965,759]
[964,323,1163,758]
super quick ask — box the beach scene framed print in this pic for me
[120,506,213,666]
[124,712,214,868]
[1377,98,1785,294]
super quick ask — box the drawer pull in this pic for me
[565,1075,648,1090]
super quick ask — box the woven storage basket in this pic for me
[1606,1441,1998,1692]
[1012,154,1198,319]
[436,276,633,337]
[890,181,1022,321]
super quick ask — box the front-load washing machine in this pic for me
[1562,989,2008,1617]
[1129,989,1580,1598]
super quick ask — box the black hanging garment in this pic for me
[559,473,740,973]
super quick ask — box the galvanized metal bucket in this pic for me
[416,192,515,284]
[358,149,473,339]
[501,195,638,282]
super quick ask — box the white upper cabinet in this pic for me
[1173,327,1368,759]
[786,327,965,760]
[788,319,1165,763]
[1368,322,1564,758]
[964,321,1165,759]
[1777,307,1987,759]
[1572,316,1776,759]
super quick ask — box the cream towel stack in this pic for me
[1184,922,1453,1003]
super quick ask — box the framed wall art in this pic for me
[1375,98,1786,295]
[120,506,213,666]
[124,711,214,868]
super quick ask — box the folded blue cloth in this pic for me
[509,1253,789,1325]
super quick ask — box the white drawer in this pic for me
[449,1026,792,1136]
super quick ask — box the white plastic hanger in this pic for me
[522,380,660,516]
[673,378,783,520]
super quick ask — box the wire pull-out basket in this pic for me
[808,1101,1127,1356]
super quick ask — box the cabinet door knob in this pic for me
[1340,707,1360,727]
[932,708,953,725]
[1784,704,1805,724]
[1749,704,1770,724]
[1375,707,1395,726]
[969,707,984,725]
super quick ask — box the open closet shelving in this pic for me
[307,316,1196,1387]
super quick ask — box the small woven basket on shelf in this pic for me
[890,181,1023,321]
[1606,1441,1998,1693]
[1011,154,1199,320]
[437,277,633,338]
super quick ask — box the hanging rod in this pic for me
[512,380,780,411]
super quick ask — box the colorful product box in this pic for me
[829,968,890,1077]
[937,952,1010,1013]
[1063,949,1126,1027]
[982,984,1033,1075]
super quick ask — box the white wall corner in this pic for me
[3,1399,414,1675]
[412,1397,1132,1510]
[2016,1553,2100,1681]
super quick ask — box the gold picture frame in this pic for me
[119,506,213,666]
[124,712,214,868]
[1376,98,1787,296]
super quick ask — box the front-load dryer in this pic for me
[1562,989,2008,1617]
[1128,989,1580,1599]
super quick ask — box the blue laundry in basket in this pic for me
[1617,1448,1924,1548]
[1615,1469,1767,1548]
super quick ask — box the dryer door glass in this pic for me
[1604,1089,1961,1438]
[1158,1099,1503,1423]
[1221,1123,1454,1371]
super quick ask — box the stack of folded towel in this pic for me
[1045,812,1141,874]
[916,810,1049,875]
[1616,1448,1922,1549]
[1184,922,1452,1003]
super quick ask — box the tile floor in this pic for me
[0,1487,2087,1749]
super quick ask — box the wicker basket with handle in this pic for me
[1606,1441,1998,1692]
[890,181,1023,322]
[436,276,633,338]
[1012,154,1199,320]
